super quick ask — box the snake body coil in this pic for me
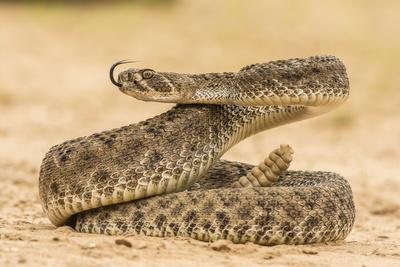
[39,55,355,245]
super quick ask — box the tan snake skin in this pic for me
[39,55,355,245]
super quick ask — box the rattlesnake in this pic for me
[39,55,355,245]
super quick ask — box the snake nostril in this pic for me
[133,80,138,85]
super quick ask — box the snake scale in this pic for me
[39,55,355,245]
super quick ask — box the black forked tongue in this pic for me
[109,59,136,87]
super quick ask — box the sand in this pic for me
[0,1,399,266]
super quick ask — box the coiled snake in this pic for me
[39,55,355,245]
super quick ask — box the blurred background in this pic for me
[0,0,399,254]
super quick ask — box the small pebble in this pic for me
[302,249,318,255]
[115,239,132,248]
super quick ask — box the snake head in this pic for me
[110,61,195,103]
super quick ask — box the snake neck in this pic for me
[187,55,349,108]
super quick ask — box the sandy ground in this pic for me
[0,1,399,266]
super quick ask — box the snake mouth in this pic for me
[121,88,182,103]
[109,60,136,87]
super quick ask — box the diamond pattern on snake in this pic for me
[39,55,355,245]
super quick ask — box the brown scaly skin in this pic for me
[77,167,354,245]
[39,55,354,245]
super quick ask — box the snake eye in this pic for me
[141,69,154,79]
